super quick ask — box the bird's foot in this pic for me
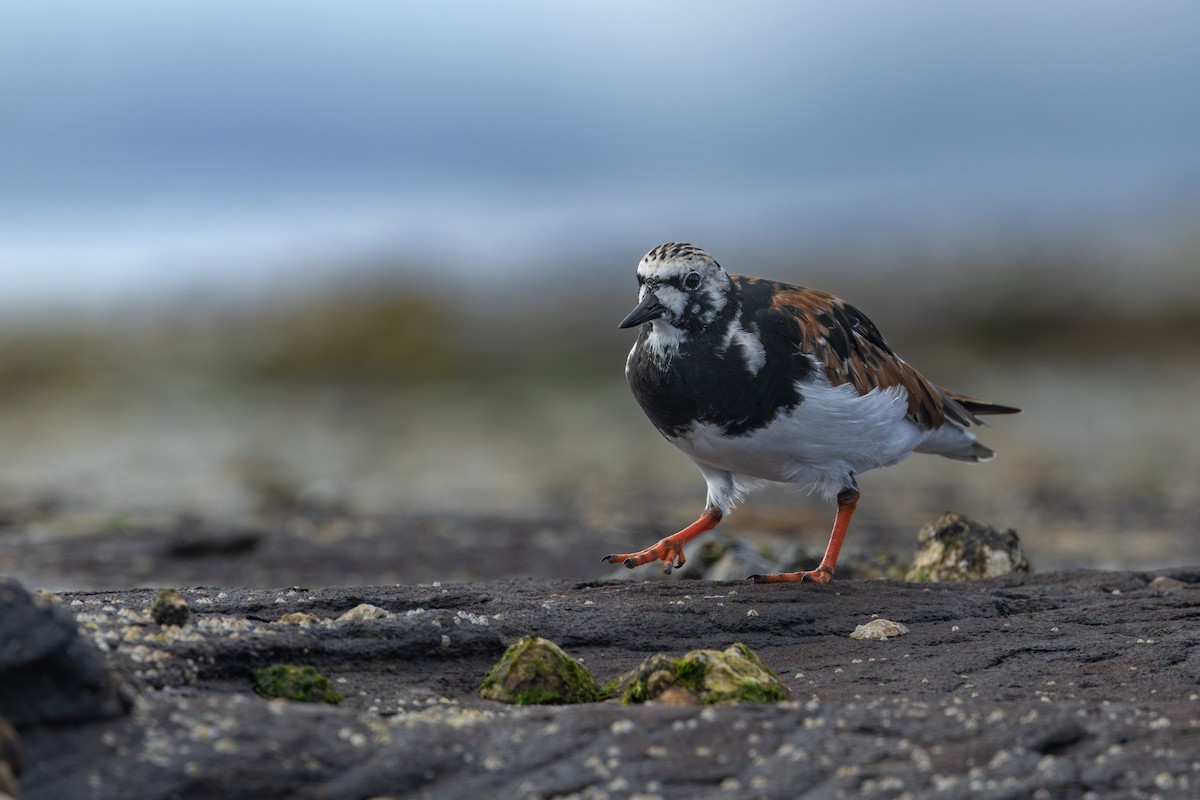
[603,538,687,575]
[748,567,834,585]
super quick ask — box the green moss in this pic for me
[479,637,600,705]
[673,656,707,689]
[620,643,789,705]
[252,665,343,704]
[729,680,789,703]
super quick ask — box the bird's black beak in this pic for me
[618,293,666,329]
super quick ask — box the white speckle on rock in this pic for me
[610,719,635,735]
[1155,772,1177,790]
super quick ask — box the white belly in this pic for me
[672,380,927,499]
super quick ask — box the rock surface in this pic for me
[11,568,1200,799]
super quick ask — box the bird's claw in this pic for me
[603,540,686,574]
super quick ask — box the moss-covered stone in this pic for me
[618,643,789,705]
[478,636,600,705]
[907,511,1032,582]
[252,665,343,704]
[150,589,190,627]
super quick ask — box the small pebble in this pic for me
[150,589,190,627]
[1147,576,1186,591]
[336,604,390,622]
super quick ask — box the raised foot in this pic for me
[748,568,834,585]
[602,538,687,575]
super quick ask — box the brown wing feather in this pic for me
[765,286,978,430]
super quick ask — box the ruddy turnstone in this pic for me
[605,242,1019,584]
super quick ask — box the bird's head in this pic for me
[618,243,731,333]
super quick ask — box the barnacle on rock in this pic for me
[850,618,910,641]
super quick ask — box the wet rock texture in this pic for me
[10,569,1200,799]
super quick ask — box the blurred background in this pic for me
[2,1,1198,590]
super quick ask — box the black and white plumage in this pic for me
[605,243,1019,584]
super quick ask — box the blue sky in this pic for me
[3,2,1199,308]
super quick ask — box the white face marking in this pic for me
[696,282,726,324]
[720,319,766,376]
[644,318,687,360]
[646,283,688,318]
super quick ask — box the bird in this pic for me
[604,242,1019,584]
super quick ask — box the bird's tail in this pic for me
[942,390,1021,427]
[934,440,997,463]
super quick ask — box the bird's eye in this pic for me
[683,272,701,290]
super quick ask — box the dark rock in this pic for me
[0,579,129,728]
[166,528,262,559]
[907,510,1032,581]
[0,716,23,799]
[13,570,1200,800]
[478,636,599,705]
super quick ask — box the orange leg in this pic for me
[751,486,859,585]
[603,507,723,575]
